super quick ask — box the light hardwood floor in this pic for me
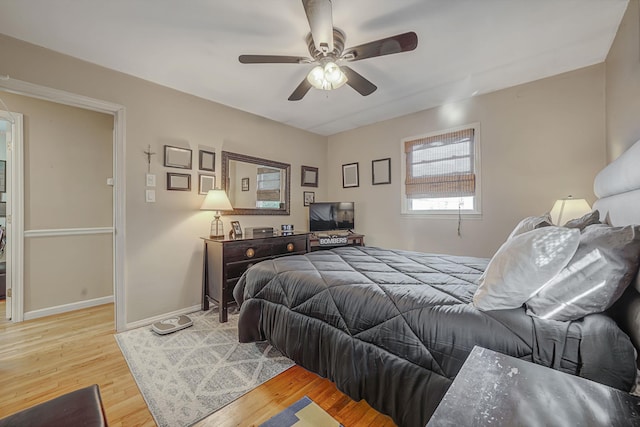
[0,302,395,426]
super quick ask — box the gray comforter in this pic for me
[233,246,637,427]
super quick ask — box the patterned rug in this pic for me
[115,307,294,427]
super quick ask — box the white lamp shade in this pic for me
[549,196,591,225]
[200,189,233,211]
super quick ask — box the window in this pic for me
[256,167,282,209]
[402,124,480,214]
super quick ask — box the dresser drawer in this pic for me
[224,241,272,260]
[226,259,262,280]
[272,235,308,255]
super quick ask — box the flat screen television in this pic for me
[309,202,355,232]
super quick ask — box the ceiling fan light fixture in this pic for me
[306,61,347,91]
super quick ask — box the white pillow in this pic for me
[507,213,553,239]
[526,224,640,321]
[473,226,580,311]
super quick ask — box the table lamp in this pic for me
[549,195,591,225]
[200,189,233,238]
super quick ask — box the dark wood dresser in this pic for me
[201,232,310,322]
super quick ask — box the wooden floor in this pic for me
[0,302,395,426]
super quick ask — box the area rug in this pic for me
[115,307,294,427]
[259,396,343,427]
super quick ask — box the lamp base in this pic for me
[210,215,224,239]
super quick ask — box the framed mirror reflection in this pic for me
[221,151,291,215]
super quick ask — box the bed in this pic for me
[233,142,640,427]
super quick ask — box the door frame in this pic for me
[0,77,127,331]
[0,110,22,320]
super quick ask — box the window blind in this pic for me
[404,128,475,199]
[256,167,281,201]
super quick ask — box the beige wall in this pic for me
[0,92,113,312]
[0,34,327,323]
[328,65,606,258]
[606,0,640,161]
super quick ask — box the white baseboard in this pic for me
[124,304,202,331]
[24,295,115,321]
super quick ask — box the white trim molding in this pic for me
[24,227,114,238]
[24,296,115,321]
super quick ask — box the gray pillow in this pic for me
[507,213,553,239]
[473,226,580,311]
[526,224,640,321]
[564,210,601,230]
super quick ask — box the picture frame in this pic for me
[303,191,315,206]
[301,165,318,187]
[241,177,250,191]
[164,145,192,169]
[230,220,243,238]
[198,173,216,195]
[199,150,215,172]
[166,172,191,191]
[342,162,359,188]
[372,158,391,185]
[0,160,5,192]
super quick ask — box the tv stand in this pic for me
[309,232,365,251]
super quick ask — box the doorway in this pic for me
[0,117,9,320]
[0,77,126,331]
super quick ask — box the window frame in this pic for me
[400,123,482,217]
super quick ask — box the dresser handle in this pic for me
[245,248,255,258]
[286,243,295,252]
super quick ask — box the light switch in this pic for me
[146,189,156,203]
[146,174,156,187]
[106,177,114,186]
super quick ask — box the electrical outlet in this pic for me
[146,189,156,203]
[146,173,156,187]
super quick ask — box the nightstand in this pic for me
[427,346,640,426]
[201,232,310,322]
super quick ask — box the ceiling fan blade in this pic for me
[239,55,311,64]
[343,31,418,62]
[302,0,334,53]
[341,66,377,96]
[288,78,313,101]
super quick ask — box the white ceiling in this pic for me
[0,0,628,136]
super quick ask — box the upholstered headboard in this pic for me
[593,139,640,360]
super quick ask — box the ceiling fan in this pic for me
[238,0,418,101]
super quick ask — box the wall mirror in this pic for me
[221,151,290,215]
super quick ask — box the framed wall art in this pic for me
[241,177,250,191]
[301,165,318,187]
[198,173,216,195]
[342,162,359,188]
[372,158,391,185]
[199,150,215,172]
[303,191,315,206]
[164,145,192,169]
[167,172,191,191]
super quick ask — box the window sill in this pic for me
[400,210,483,220]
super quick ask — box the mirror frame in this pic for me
[221,151,291,215]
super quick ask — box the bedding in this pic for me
[233,246,637,427]
[473,226,580,310]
